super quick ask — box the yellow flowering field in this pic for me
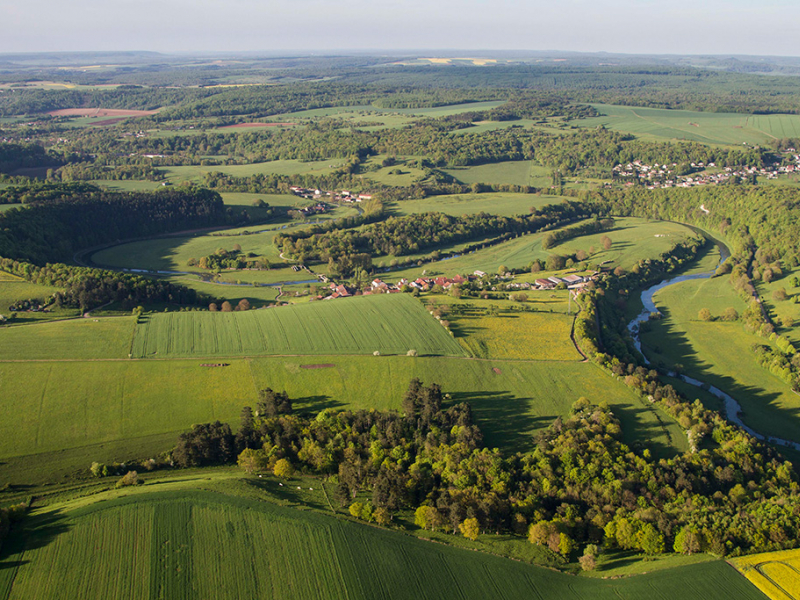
[731,548,800,600]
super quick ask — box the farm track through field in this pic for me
[752,561,800,600]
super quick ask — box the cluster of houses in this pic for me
[612,152,800,189]
[318,270,598,301]
[289,187,373,203]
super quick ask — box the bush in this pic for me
[273,458,294,479]
[116,470,141,488]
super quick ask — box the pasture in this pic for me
[755,266,800,345]
[732,547,800,600]
[89,202,358,274]
[390,192,564,217]
[436,296,582,361]
[131,294,466,358]
[0,482,761,600]
[0,317,133,359]
[0,353,684,481]
[0,279,72,323]
[443,160,552,187]
[641,275,800,443]
[573,103,800,145]
[382,217,697,283]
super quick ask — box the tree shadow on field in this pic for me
[449,391,547,453]
[294,395,343,415]
[243,478,330,512]
[0,508,71,570]
[641,304,800,445]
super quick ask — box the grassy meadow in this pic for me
[0,479,761,600]
[0,352,685,480]
[382,217,696,283]
[573,103,800,145]
[641,274,800,443]
[390,192,565,217]
[443,160,552,187]
[131,294,466,358]
[0,317,134,359]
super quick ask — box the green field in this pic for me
[268,101,507,122]
[443,160,552,187]
[573,103,800,145]
[382,217,696,283]
[390,192,564,217]
[89,203,358,275]
[641,275,800,443]
[0,317,133,359]
[0,352,685,479]
[0,279,74,323]
[755,266,800,345]
[0,480,761,600]
[131,294,465,358]
[160,160,345,185]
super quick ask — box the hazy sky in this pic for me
[1,0,797,56]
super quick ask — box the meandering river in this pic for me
[627,239,800,451]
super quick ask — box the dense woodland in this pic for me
[0,187,229,264]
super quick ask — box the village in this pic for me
[612,149,800,189]
[319,270,597,301]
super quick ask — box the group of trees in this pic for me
[170,377,800,558]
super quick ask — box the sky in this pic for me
[0,0,797,57]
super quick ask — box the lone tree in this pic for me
[698,308,713,321]
[257,388,292,417]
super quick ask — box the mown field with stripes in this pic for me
[131,294,467,358]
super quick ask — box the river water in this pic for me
[626,241,800,450]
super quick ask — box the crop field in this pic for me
[0,485,761,600]
[0,317,133,359]
[383,217,696,283]
[131,294,466,358]
[573,103,800,145]
[443,160,552,187]
[732,548,800,600]
[390,192,564,217]
[641,275,800,443]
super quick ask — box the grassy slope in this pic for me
[641,275,800,443]
[0,478,762,600]
[390,192,565,217]
[382,217,696,283]
[573,103,800,145]
[442,160,552,187]
[131,294,466,358]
